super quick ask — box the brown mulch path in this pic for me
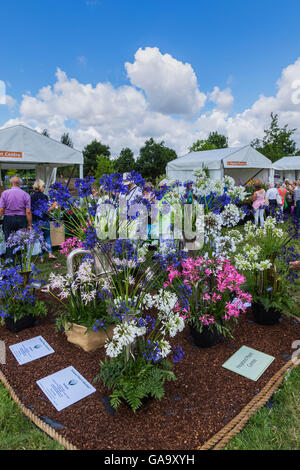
[0,294,299,450]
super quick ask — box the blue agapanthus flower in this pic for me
[173,346,184,363]
[75,176,95,198]
[49,182,74,210]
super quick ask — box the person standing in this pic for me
[252,182,266,228]
[0,176,32,262]
[31,179,57,262]
[277,182,287,216]
[265,183,278,215]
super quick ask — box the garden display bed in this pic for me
[0,294,299,451]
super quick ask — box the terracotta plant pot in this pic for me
[251,302,281,326]
[64,323,115,352]
[190,324,222,348]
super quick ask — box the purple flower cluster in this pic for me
[6,228,49,254]
[172,346,184,363]
[75,177,96,198]
[143,339,162,362]
[0,266,35,319]
[49,182,74,210]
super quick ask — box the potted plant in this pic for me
[235,217,299,325]
[94,290,185,412]
[6,228,49,282]
[45,258,116,352]
[0,266,47,333]
[164,257,251,347]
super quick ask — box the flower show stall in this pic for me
[0,170,299,451]
[0,124,84,192]
[0,124,84,246]
[166,145,273,185]
[272,155,300,181]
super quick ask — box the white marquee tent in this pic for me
[166,145,273,184]
[0,125,83,192]
[272,156,300,181]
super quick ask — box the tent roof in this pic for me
[0,124,83,168]
[272,156,300,171]
[167,144,273,171]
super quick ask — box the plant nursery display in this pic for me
[164,257,252,346]
[0,266,47,333]
[0,166,299,451]
[235,217,300,324]
[44,258,116,351]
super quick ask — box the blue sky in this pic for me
[1,0,300,154]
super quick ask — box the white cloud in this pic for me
[0,80,6,105]
[125,47,206,116]
[1,48,300,157]
[208,86,234,112]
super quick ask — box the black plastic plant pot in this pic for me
[190,324,221,348]
[252,302,281,326]
[5,315,35,333]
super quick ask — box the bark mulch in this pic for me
[1,294,299,450]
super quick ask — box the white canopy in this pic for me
[0,124,83,192]
[272,156,300,181]
[273,156,300,170]
[167,145,273,184]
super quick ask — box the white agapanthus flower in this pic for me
[158,340,172,358]
[227,185,249,201]
[220,204,244,227]
[160,314,185,337]
[223,175,235,189]
[105,321,146,358]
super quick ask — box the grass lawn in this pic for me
[0,384,63,450]
[225,366,300,450]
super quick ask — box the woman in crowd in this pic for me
[252,182,266,228]
[285,181,295,215]
[31,179,57,262]
[277,182,287,216]
[266,183,278,215]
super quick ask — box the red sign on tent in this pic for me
[0,151,23,158]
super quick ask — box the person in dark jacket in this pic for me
[31,179,56,262]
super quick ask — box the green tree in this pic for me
[95,154,115,181]
[61,132,73,148]
[251,113,299,162]
[189,139,217,152]
[189,132,228,152]
[135,138,177,182]
[83,140,110,176]
[114,148,135,174]
[41,129,50,137]
[207,131,228,149]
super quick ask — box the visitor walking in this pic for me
[31,179,56,263]
[0,176,32,263]
[252,183,266,228]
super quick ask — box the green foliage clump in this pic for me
[95,355,176,413]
